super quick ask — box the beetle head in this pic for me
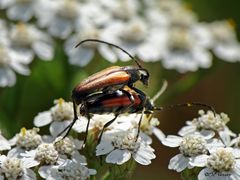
[139,69,149,86]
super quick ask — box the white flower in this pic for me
[36,0,81,39]
[0,132,11,151]
[34,98,74,137]
[53,136,86,163]
[64,23,118,66]
[209,20,240,62]
[161,27,212,73]
[73,113,164,144]
[0,42,30,87]
[72,114,116,134]
[162,134,223,172]
[96,129,155,165]
[8,127,42,158]
[100,0,139,21]
[79,1,111,27]
[0,155,36,180]
[9,22,54,61]
[190,147,240,180]
[38,159,96,180]
[178,110,236,146]
[20,143,61,170]
[113,18,164,62]
[1,0,39,22]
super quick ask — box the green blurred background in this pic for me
[0,0,240,179]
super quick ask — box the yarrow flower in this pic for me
[8,127,42,157]
[9,22,54,61]
[36,0,81,39]
[162,134,222,172]
[0,20,31,87]
[96,128,156,165]
[0,0,39,22]
[190,147,240,180]
[0,155,36,180]
[53,136,86,163]
[178,110,236,146]
[34,98,75,137]
[38,159,96,180]
[209,20,240,62]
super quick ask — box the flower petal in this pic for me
[178,125,196,136]
[32,41,54,60]
[152,127,165,142]
[49,121,72,137]
[106,149,131,165]
[161,135,182,147]
[33,111,52,127]
[190,154,208,167]
[132,145,155,165]
[168,154,189,172]
[0,68,16,87]
[96,141,114,156]
[21,168,36,180]
[0,134,11,151]
[68,47,94,67]
[99,45,117,63]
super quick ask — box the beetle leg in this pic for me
[57,100,78,138]
[82,102,91,148]
[98,114,119,144]
[129,87,148,142]
[135,107,146,142]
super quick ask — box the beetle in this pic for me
[60,39,150,140]
[79,81,216,143]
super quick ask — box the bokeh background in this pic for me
[0,0,240,179]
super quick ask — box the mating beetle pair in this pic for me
[60,39,215,146]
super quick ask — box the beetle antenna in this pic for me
[75,39,143,68]
[153,102,216,116]
[151,80,168,103]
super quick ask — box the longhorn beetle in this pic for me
[80,81,216,143]
[60,39,150,142]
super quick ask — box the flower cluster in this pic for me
[162,110,240,180]
[1,96,240,179]
[0,96,165,179]
[0,127,95,180]
[1,0,240,87]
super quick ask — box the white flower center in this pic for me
[35,143,58,165]
[16,0,32,4]
[207,148,235,172]
[51,98,74,121]
[17,127,42,150]
[110,1,138,20]
[169,8,196,28]
[57,0,79,19]
[0,46,10,67]
[195,110,229,132]
[120,19,147,43]
[1,158,24,179]
[78,28,100,48]
[57,161,90,180]
[211,21,236,43]
[11,23,34,47]
[112,132,139,151]
[168,28,193,51]
[54,137,75,156]
[179,135,207,157]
